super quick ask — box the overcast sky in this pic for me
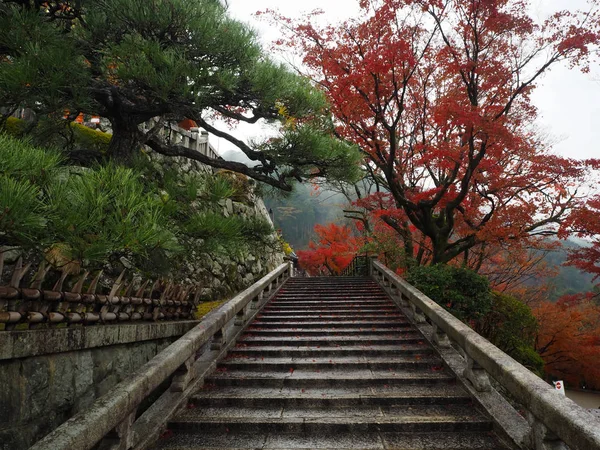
[217,0,600,162]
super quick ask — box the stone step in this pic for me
[270,300,391,306]
[168,404,492,433]
[250,321,410,328]
[219,360,442,372]
[266,304,393,310]
[154,430,509,449]
[192,384,470,407]
[206,370,455,388]
[261,308,400,314]
[237,336,424,346]
[245,327,415,335]
[274,292,389,301]
[160,430,512,449]
[255,315,406,322]
[229,345,432,358]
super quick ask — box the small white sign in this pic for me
[553,380,566,396]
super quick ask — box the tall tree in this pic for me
[0,0,360,190]
[269,0,600,263]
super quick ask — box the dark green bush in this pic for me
[406,264,492,323]
[477,292,544,375]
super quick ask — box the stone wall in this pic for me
[148,150,286,301]
[0,322,197,450]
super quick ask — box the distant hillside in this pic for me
[540,240,597,300]
[263,185,350,250]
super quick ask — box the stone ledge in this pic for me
[0,321,199,360]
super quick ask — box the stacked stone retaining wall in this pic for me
[0,322,197,450]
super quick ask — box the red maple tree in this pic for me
[297,223,359,275]
[267,0,600,267]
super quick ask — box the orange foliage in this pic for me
[533,295,600,389]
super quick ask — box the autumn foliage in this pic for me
[297,223,359,275]
[533,295,600,389]
[267,0,600,269]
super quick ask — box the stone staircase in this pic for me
[154,277,511,449]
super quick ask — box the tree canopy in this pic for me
[269,0,600,265]
[0,0,361,190]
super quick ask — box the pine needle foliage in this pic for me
[0,0,361,189]
[47,164,180,268]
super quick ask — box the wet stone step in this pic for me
[206,371,456,388]
[154,430,509,450]
[254,316,406,322]
[261,308,400,314]
[228,345,433,357]
[236,337,424,347]
[269,301,392,306]
[168,409,492,434]
[192,386,471,408]
[250,321,411,328]
[218,358,442,371]
[244,327,415,335]
[273,296,391,301]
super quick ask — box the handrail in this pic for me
[339,254,371,277]
[371,260,600,450]
[30,262,293,450]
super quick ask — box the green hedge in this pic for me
[478,292,544,375]
[406,264,492,323]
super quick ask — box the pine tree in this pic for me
[0,0,360,190]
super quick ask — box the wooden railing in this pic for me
[0,256,200,330]
[371,260,600,450]
[29,262,293,450]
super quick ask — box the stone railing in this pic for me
[0,256,200,330]
[371,260,600,450]
[29,262,292,450]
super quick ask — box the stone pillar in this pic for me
[97,409,136,450]
[432,323,451,348]
[211,328,227,350]
[410,303,427,324]
[171,356,195,392]
[463,354,491,392]
[526,412,568,450]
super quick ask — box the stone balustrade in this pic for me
[28,262,293,450]
[371,260,600,450]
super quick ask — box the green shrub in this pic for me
[406,264,492,322]
[0,134,61,246]
[477,292,544,375]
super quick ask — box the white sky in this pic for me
[216,0,600,162]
